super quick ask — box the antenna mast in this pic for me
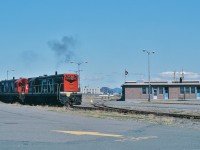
[182,68,184,80]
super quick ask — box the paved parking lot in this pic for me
[0,102,200,150]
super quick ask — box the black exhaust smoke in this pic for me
[47,36,77,65]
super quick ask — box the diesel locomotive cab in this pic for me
[59,74,82,106]
[26,73,82,106]
[15,78,29,93]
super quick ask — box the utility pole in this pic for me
[7,70,15,80]
[174,71,176,81]
[70,61,88,91]
[143,50,155,102]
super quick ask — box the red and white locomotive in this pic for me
[0,72,82,106]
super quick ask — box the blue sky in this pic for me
[0,0,200,88]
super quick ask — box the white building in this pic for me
[80,87,102,95]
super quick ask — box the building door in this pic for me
[153,88,157,99]
[164,87,169,100]
[197,87,200,99]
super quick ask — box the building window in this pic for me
[142,87,146,94]
[180,87,184,94]
[159,87,163,94]
[185,87,190,94]
[191,87,195,94]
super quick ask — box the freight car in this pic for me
[0,72,82,106]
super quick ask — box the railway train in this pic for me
[0,72,82,106]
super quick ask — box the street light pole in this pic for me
[143,50,155,102]
[7,70,15,80]
[70,61,88,91]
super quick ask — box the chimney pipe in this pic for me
[180,77,182,83]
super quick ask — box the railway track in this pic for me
[73,101,200,120]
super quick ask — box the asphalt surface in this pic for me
[0,102,200,150]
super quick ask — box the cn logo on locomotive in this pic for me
[65,75,77,82]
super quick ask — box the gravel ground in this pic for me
[80,99,200,130]
[104,100,200,116]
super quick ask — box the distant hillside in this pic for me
[100,87,122,95]
[112,88,122,94]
